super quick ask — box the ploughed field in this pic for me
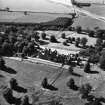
[0,58,105,105]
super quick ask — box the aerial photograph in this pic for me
[0,0,105,105]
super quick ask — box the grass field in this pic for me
[38,30,97,55]
[0,58,105,105]
[72,4,105,29]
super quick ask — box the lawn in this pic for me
[38,30,97,55]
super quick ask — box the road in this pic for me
[75,7,105,22]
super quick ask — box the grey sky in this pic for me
[0,0,104,12]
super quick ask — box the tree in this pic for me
[88,53,100,64]
[102,41,105,48]
[61,33,66,39]
[71,37,75,42]
[79,83,92,99]
[66,78,79,91]
[76,25,82,34]
[26,35,31,41]
[1,40,13,56]
[32,32,40,41]
[8,35,16,44]
[67,26,72,31]
[41,32,46,40]
[88,30,95,37]
[84,61,91,73]
[96,38,103,47]
[24,11,27,15]
[17,35,23,42]
[75,37,80,47]
[76,37,80,43]
[67,37,72,43]
[75,41,79,47]
[5,7,10,11]
[95,30,103,38]
[0,36,3,45]
[0,57,5,68]
[63,41,69,46]
[50,35,58,43]
[80,37,88,47]
[68,66,73,74]
[22,46,28,58]
[99,54,105,70]
[95,46,103,53]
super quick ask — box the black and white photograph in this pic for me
[0,0,105,105]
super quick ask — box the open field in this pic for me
[72,4,105,29]
[0,3,105,105]
[0,4,105,29]
[0,58,84,105]
[0,11,71,23]
[0,58,105,105]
